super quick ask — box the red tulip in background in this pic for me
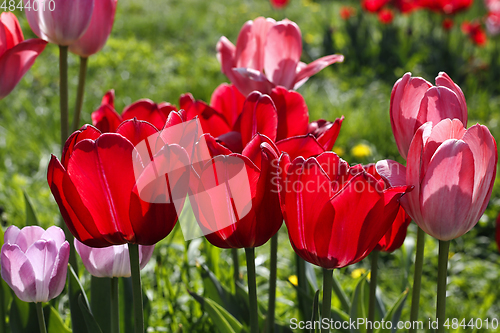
[378,8,395,23]
[24,0,95,46]
[278,151,410,269]
[462,21,488,46]
[418,0,473,15]
[47,119,191,247]
[390,72,467,160]
[270,0,289,8]
[377,119,497,241]
[442,18,454,30]
[0,12,47,100]
[217,17,344,96]
[189,134,283,248]
[364,164,411,253]
[69,0,118,57]
[340,6,357,20]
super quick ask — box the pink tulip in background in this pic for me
[270,0,290,8]
[1,226,70,303]
[0,12,47,100]
[24,0,95,45]
[74,240,154,278]
[390,72,467,160]
[217,17,344,96]
[377,119,497,241]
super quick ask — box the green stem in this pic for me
[436,240,450,333]
[128,244,144,333]
[321,269,333,333]
[266,233,278,333]
[245,248,259,333]
[111,277,120,333]
[331,271,350,311]
[409,227,425,333]
[72,57,88,132]
[367,251,379,333]
[36,303,47,333]
[231,248,240,287]
[296,254,310,321]
[59,45,69,149]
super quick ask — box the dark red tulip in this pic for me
[378,8,395,24]
[418,0,472,14]
[278,152,410,269]
[270,0,290,8]
[362,0,390,13]
[189,134,282,248]
[48,120,190,247]
[462,21,487,46]
[340,6,357,20]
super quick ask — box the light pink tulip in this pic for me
[24,0,94,46]
[217,17,344,96]
[1,226,70,303]
[376,119,497,241]
[390,72,467,160]
[74,239,154,278]
[0,12,47,100]
[69,0,118,57]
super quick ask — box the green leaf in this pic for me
[330,307,351,333]
[9,296,38,333]
[310,290,320,333]
[349,272,370,333]
[45,304,71,333]
[189,290,245,333]
[68,265,91,333]
[23,192,39,226]
[78,295,103,333]
[90,277,112,333]
[376,289,408,333]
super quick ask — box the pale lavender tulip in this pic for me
[24,0,94,46]
[74,240,154,278]
[217,17,344,96]
[69,0,118,57]
[1,226,70,303]
[390,72,468,160]
[376,119,497,241]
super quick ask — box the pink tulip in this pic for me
[0,12,47,100]
[69,0,118,57]
[24,0,94,46]
[217,17,344,96]
[1,226,70,303]
[74,239,154,278]
[390,72,467,160]
[377,119,497,241]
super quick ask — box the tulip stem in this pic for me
[436,240,450,333]
[266,233,278,333]
[296,254,310,321]
[231,248,240,287]
[367,251,379,333]
[72,57,88,132]
[409,227,426,333]
[111,277,120,333]
[36,303,47,333]
[321,268,333,333]
[245,248,259,333]
[128,244,144,333]
[59,45,69,149]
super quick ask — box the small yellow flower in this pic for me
[304,33,315,44]
[351,143,372,159]
[351,268,366,279]
[333,146,345,157]
[288,275,298,286]
[448,252,455,259]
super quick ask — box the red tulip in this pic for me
[442,18,454,30]
[390,72,467,160]
[0,12,47,100]
[340,6,357,20]
[418,0,472,14]
[47,120,190,247]
[92,90,179,132]
[462,21,488,46]
[270,0,290,8]
[364,164,411,253]
[217,17,344,96]
[189,134,282,248]
[69,0,118,57]
[278,152,410,269]
[378,8,394,24]
[377,119,497,241]
[362,0,391,12]
[24,0,94,46]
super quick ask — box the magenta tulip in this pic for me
[69,0,118,57]
[0,12,47,100]
[1,226,69,303]
[74,239,154,278]
[377,119,497,241]
[24,0,94,46]
[217,17,344,96]
[390,72,467,160]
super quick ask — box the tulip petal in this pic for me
[308,117,344,152]
[236,92,277,147]
[235,17,276,71]
[92,104,122,133]
[41,226,67,249]
[231,67,276,95]
[1,243,37,302]
[121,99,177,131]
[4,226,21,247]
[101,89,115,108]
[270,86,309,141]
[293,54,345,89]
[47,241,69,300]
[116,118,159,147]
[435,72,467,125]
[242,133,279,169]
[0,12,24,51]
[180,93,231,138]
[210,83,246,128]
[417,86,465,131]
[25,239,58,302]
[62,125,102,167]
[15,226,45,252]
[276,134,325,161]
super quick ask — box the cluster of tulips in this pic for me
[0,1,498,333]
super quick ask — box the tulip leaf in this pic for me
[0,279,10,333]
[188,290,244,333]
[23,192,39,226]
[349,272,370,333]
[78,295,103,333]
[375,289,408,333]
[90,277,112,333]
[68,265,91,333]
[310,290,320,333]
[9,296,38,333]
[330,307,351,333]
[45,304,71,333]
